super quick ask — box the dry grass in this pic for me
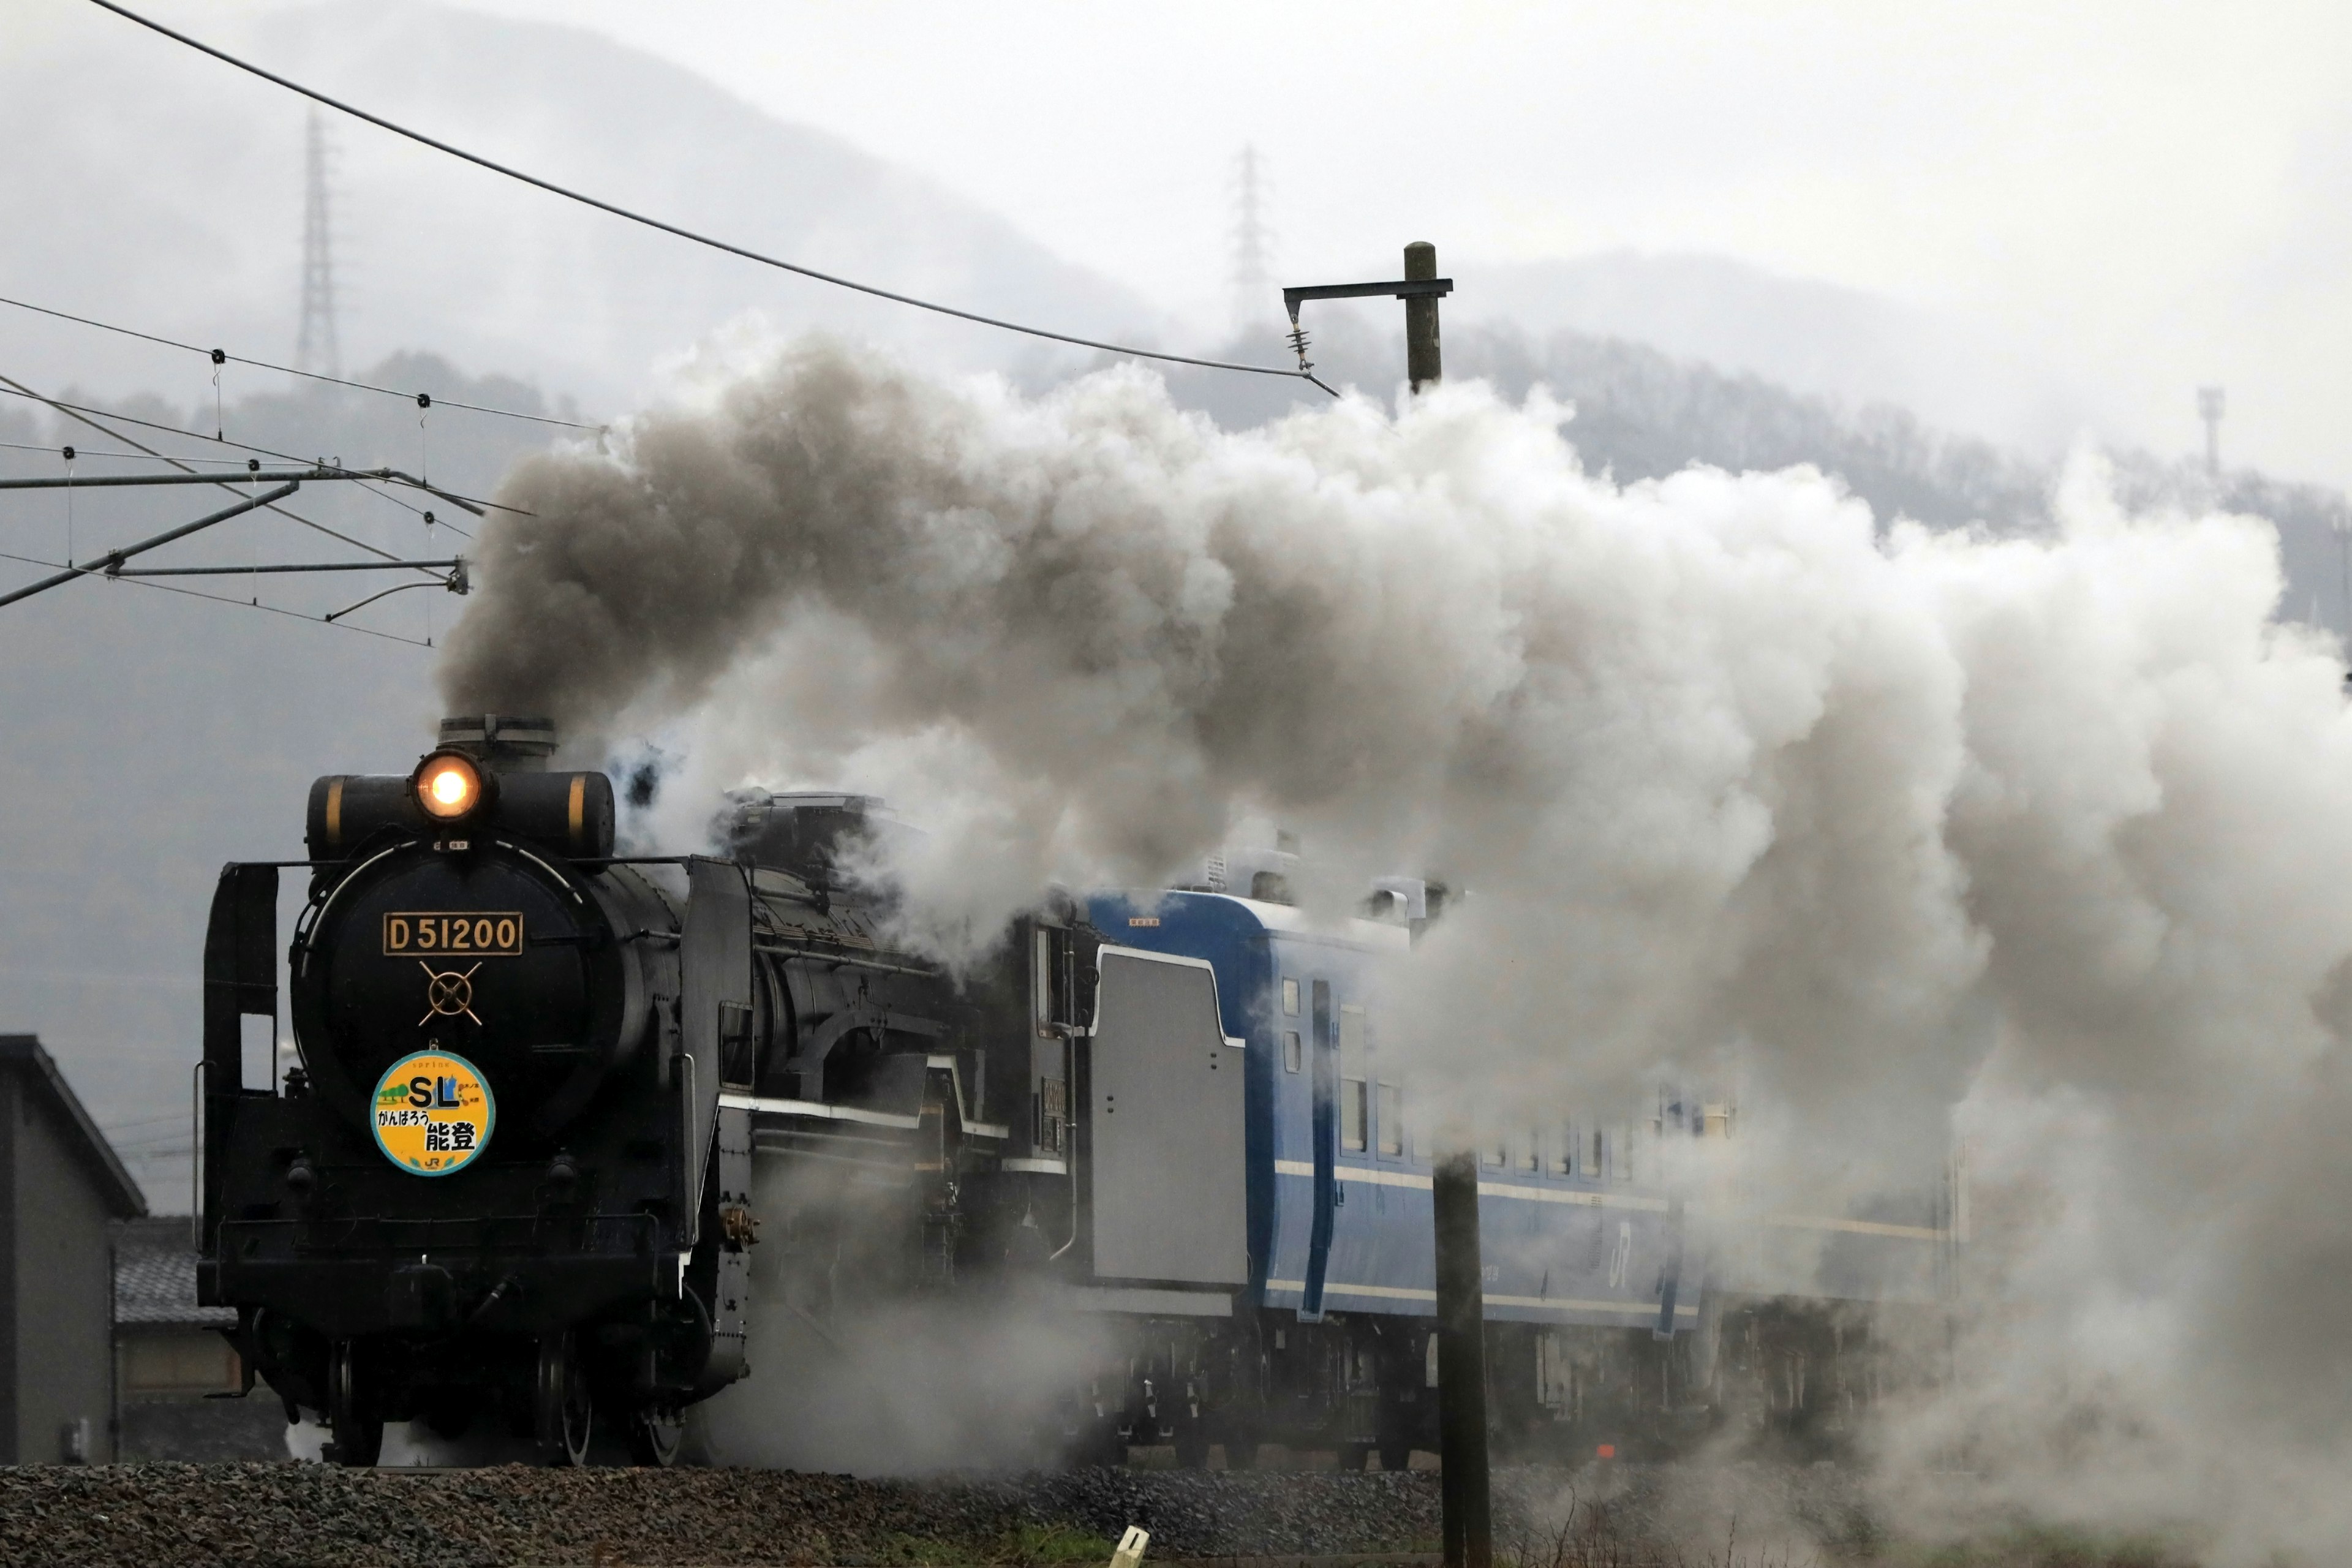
[1505,1488,1819,1568]
[1502,1491,2193,1568]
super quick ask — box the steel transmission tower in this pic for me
[295,109,342,379]
[1229,145,1273,334]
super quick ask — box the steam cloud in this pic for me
[444,341,2352,1558]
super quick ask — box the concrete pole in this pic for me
[1433,1150,1491,1568]
[1405,242,1442,392]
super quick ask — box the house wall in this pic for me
[9,1073,118,1461]
[115,1326,283,1461]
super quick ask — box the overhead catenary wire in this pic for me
[0,369,440,562]
[0,373,466,633]
[0,465,471,497]
[0,412,473,541]
[0,382,512,518]
[0,389,473,546]
[83,0,1330,393]
[0,479,303,607]
[0,437,263,467]
[0,545,434,648]
[0,292,603,431]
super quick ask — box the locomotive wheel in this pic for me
[324,1340,383,1468]
[627,1406,684,1467]
[534,1332,593,1467]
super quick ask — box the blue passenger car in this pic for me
[1075,884,1956,1465]
[1091,888,1700,1332]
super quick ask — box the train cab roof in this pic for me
[1087,888,1414,955]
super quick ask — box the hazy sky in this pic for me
[24,0,2352,479]
[441,0,2352,480]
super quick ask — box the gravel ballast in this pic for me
[0,1464,1448,1568]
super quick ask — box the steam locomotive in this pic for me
[199,716,1958,1467]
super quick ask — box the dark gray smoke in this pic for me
[443,340,2352,1555]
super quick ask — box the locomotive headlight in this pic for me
[411,750,489,823]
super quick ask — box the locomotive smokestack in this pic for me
[438,714,558,772]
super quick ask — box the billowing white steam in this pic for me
[445,342,2352,1557]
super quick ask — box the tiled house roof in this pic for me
[113,1217,234,1329]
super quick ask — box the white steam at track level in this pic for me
[444,341,2352,1559]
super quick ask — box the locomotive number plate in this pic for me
[383,911,524,957]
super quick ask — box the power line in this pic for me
[0,480,303,608]
[85,0,1325,391]
[0,382,511,517]
[0,546,435,647]
[0,466,459,494]
[0,369,454,560]
[0,292,600,431]
[0,438,251,466]
[0,376,466,631]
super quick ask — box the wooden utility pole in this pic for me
[1404,241,1442,392]
[1433,1151,1492,1568]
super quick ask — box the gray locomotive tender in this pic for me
[199,715,1959,1468]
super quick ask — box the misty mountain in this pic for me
[1451,253,2104,461]
[0,1,1159,416]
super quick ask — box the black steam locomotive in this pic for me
[200,715,1083,1465]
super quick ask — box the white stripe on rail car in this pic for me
[1264,1278,1698,1317]
[1269,1159,1947,1238]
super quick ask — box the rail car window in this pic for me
[1482,1141,1505,1167]
[1551,1124,1574,1176]
[1284,1031,1302,1072]
[1615,1123,1636,1182]
[1378,1084,1403,1156]
[1283,978,1300,1016]
[1342,1078,1368,1152]
[1517,1134,1540,1174]
[1338,1003,1368,1151]
[1591,1126,1605,1175]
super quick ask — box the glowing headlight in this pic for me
[412,751,486,823]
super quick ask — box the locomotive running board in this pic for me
[715,1080,1011,1140]
[718,1091,921,1129]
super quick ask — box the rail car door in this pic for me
[1085,947,1248,1287]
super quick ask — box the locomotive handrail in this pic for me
[189,1059,205,1249]
[752,941,940,982]
[679,1051,699,1245]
